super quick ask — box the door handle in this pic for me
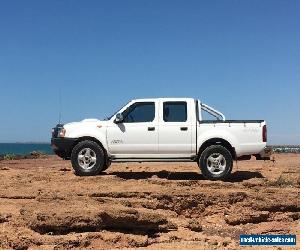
[148,127,155,131]
[180,127,188,131]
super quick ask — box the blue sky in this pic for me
[0,1,299,144]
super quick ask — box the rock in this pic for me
[185,219,202,232]
[228,192,247,204]
[27,206,177,235]
[29,151,46,159]
[225,211,269,225]
[0,213,12,223]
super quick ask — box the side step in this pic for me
[111,157,196,163]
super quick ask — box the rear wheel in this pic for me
[71,140,105,176]
[199,145,233,180]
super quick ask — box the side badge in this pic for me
[111,139,123,144]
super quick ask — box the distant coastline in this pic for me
[5,142,50,144]
[0,143,53,155]
[271,145,300,153]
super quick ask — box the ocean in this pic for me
[0,143,53,155]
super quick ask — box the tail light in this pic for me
[262,125,267,142]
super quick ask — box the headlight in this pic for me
[58,128,66,137]
[52,124,65,138]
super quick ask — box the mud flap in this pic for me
[255,147,272,160]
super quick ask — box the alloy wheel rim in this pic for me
[78,148,97,170]
[206,153,226,175]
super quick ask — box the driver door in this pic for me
[107,101,159,157]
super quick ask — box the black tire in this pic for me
[71,140,105,176]
[102,159,111,171]
[198,145,233,180]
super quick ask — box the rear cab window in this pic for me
[163,102,187,122]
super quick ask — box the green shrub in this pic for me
[4,154,16,160]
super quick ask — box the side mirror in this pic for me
[115,113,124,123]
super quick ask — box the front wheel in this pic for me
[198,145,233,180]
[71,140,105,176]
[102,159,111,171]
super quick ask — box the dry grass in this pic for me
[268,174,294,187]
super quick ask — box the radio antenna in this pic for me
[58,88,62,124]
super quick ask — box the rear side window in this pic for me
[122,102,155,123]
[163,102,187,122]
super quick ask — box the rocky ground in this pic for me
[0,154,299,249]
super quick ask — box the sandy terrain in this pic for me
[0,154,299,249]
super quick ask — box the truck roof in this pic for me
[132,97,196,102]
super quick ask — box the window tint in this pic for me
[163,102,187,122]
[122,102,155,123]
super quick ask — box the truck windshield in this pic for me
[103,101,130,120]
[104,112,117,121]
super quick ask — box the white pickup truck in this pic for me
[51,98,270,180]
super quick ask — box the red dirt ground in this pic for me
[0,154,299,249]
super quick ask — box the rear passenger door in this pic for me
[158,101,192,155]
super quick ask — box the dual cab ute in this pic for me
[51,98,270,180]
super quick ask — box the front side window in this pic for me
[122,102,155,123]
[163,102,187,122]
